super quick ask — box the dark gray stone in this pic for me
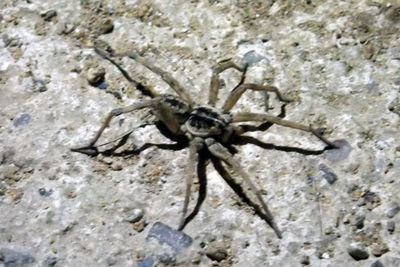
[386,221,395,234]
[41,10,57,21]
[371,260,384,267]
[0,247,35,267]
[354,213,366,229]
[300,255,310,265]
[319,163,338,184]
[347,244,369,261]
[38,188,53,197]
[96,81,108,90]
[13,114,31,127]
[386,202,400,218]
[146,222,192,253]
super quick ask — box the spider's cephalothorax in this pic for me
[185,106,232,141]
[72,47,339,239]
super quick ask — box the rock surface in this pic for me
[0,0,399,266]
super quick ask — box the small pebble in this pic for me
[97,18,114,34]
[347,243,369,261]
[371,242,389,257]
[205,241,228,262]
[354,213,366,229]
[34,79,47,92]
[371,260,385,267]
[386,202,400,218]
[147,222,192,253]
[96,81,108,90]
[124,208,144,223]
[38,188,53,197]
[13,113,31,127]
[111,162,123,171]
[319,163,338,184]
[300,255,310,265]
[41,10,57,21]
[86,66,105,86]
[386,221,395,234]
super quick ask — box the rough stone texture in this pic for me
[0,0,399,266]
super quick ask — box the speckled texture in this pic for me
[0,0,399,266]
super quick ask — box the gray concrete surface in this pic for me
[0,0,399,266]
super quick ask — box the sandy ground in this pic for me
[0,0,399,266]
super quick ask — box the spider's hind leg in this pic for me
[206,138,282,238]
[178,137,204,231]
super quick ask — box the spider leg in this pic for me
[71,100,155,154]
[210,156,282,238]
[232,112,339,148]
[234,102,287,134]
[179,151,208,230]
[178,137,203,230]
[208,59,245,106]
[222,83,291,112]
[206,138,282,238]
[94,47,156,98]
[113,50,194,105]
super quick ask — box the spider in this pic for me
[72,47,339,238]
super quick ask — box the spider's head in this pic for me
[185,106,232,139]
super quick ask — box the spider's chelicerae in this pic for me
[72,47,339,238]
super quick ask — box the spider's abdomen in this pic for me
[185,106,232,138]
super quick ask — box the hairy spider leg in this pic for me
[232,112,338,148]
[178,137,203,230]
[121,52,194,106]
[208,59,244,107]
[222,83,291,112]
[94,47,156,97]
[206,138,282,238]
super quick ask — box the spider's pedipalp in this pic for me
[206,138,282,238]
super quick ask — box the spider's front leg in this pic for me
[222,83,291,112]
[205,138,282,238]
[71,100,155,155]
[71,96,183,155]
[208,59,245,107]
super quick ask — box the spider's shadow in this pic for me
[87,125,330,231]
